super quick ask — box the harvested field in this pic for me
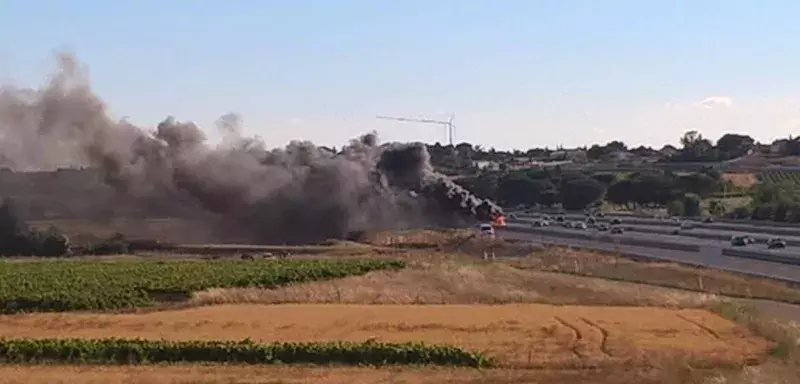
[188,259,720,308]
[722,173,758,189]
[0,304,772,368]
[0,365,685,384]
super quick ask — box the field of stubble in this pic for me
[0,224,797,384]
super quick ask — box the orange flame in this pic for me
[492,215,507,227]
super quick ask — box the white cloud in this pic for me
[694,96,733,109]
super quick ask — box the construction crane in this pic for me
[376,114,456,146]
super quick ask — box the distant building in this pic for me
[659,145,679,157]
[549,149,587,163]
[770,139,788,155]
[601,150,635,162]
[473,160,500,171]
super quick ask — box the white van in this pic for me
[478,223,495,237]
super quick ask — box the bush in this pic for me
[0,201,71,257]
[83,233,130,255]
[666,200,684,216]
[0,338,493,367]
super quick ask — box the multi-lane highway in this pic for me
[497,211,800,284]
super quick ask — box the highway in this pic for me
[512,211,800,237]
[496,220,800,284]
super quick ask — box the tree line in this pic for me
[423,130,800,175]
[459,167,726,217]
[730,181,800,223]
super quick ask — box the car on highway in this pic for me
[703,216,714,223]
[610,218,622,225]
[586,216,597,224]
[730,235,756,246]
[767,237,787,249]
[478,223,495,237]
[531,220,550,227]
[680,221,694,230]
[555,215,566,223]
[573,222,588,230]
[563,221,574,228]
[610,227,624,234]
[596,224,610,231]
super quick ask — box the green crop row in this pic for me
[760,171,800,185]
[0,338,493,368]
[0,259,405,313]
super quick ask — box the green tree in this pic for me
[682,193,702,217]
[539,189,560,207]
[677,130,715,161]
[676,173,718,197]
[666,200,684,216]
[606,179,634,208]
[498,174,553,206]
[715,133,754,160]
[559,177,606,210]
[631,173,677,206]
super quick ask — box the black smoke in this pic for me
[0,53,503,244]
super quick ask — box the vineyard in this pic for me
[0,338,491,367]
[0,259,405,313]
[759,171,800,185]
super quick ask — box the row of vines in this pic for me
[759,171,800,185]
[0,259,405,313]
[0,338,493,367]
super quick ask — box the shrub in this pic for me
[0,200,71,257]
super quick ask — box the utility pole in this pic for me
[376,114,456,146]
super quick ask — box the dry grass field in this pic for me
[3,226,800,383]
[722,173,758,189]
[0,304,773,368]
[0,365,682,384]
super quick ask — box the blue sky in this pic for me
[2,0,800,149]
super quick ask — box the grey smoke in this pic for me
[0,53,503,244]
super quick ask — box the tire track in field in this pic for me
[579,317,612,358]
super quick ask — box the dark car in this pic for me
[730,235,751,246]
[767,238,787,249]
[703,216,714,223]
[610,218,622,225]
[610,226,624,234]
[586,216,597,224]
[555,216,566,222]
[596,224,610,231]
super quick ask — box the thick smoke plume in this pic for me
[0,53,502,244]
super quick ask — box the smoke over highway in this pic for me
[0,53,502,243]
